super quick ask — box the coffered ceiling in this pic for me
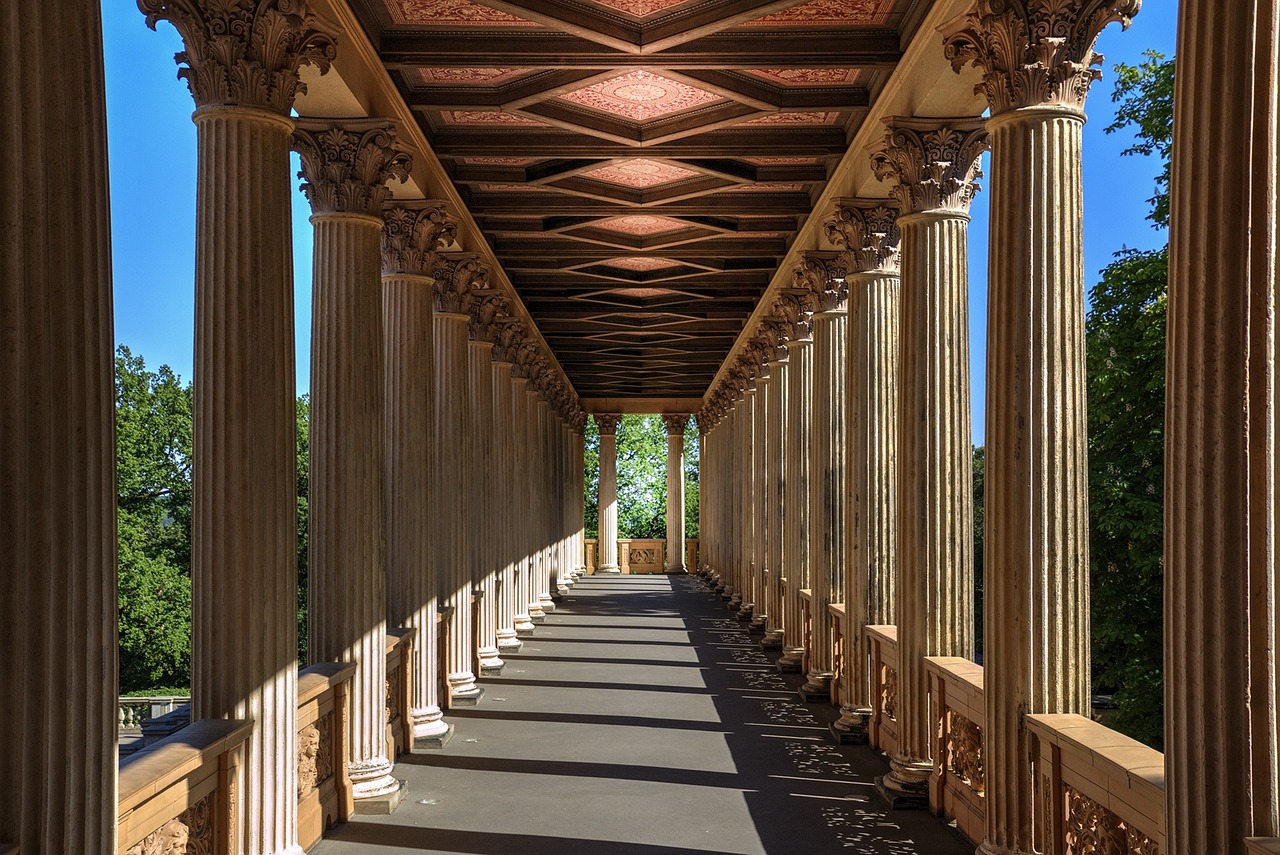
[347,0,930,398]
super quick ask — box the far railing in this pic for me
[581,537,700,574]
[385,627,414,759]
[866,625,899,757]
[297,661,355,850]
[926,656,986,844]
[119,695,190,736]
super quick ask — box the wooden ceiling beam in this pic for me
[431,130,848,158]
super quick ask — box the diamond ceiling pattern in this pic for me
[354,0,921,397]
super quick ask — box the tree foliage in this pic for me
[617,415,668,538]
[972,445,984,660]
[1085,52,1173,748]
[296,395,311,664]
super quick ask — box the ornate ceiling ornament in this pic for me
[138,0,338,113]
[595,413,622,435]
[662,413,691,435]
[381,201,457,277]
[825,199,901,274]
[940,0,1142,116]
[293,119,411,216]
[431,252,489,315]
[869,119,989,215]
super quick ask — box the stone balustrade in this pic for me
[1248,841,1280,855]
[827,602,845,706]
[1026,714,1165,855]
[799,588,814,675]
[584,539,598,573]
[925,656,986,845]
[582,538,700,574]
[385,628,415,759]
[297,662,356,850]
[117,718,252,855]
[118,696,191,737]
[685,538,700,572]
[865,625,899,757]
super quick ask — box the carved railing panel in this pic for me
[297,661,356,851]
[882,666,898,720]
[125,794,212,855]
[926,656,986,846]
[865,625,899,755]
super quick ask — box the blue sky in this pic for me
[101,2,1177,443]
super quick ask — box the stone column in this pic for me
[717,401,737,597]
[535,395,557,613]
[778,293,814,672]
[382,201,457,750]
[1164,0,1280,850]
[525,379,548,620]
[294,118,410,808]
[596,413,622,573]
[797,256,850,703]
[825,200,902,743]
[137,4,336,851]
[432,253,487,706]
[868,119,986,806]
[573,416,588,577]
[510,361,536,634]
[490,327,522,653]
[0,4,117,848]
[664,414,690,571]
[943,4,1137,849]
[469,294,507,676]
[731,385,756,614]
[748,368,769,618]
[761,329,790,650]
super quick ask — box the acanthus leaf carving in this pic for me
[662,413,690,436]
[381,200,457,277]
[595,413,621,435]
[870,119,989,215]
[139,0,338,114]
[431,252,489,315]
[125,793,212,855]
[293,119,411,216]
[941,0,1142,116]
[825,199,902,274]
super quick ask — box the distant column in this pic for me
[869,118,986,806]
[1164,0,1280,851]
[760,322,790,650]
[944,3,1137,848]
[778,292,814,673]
[510,352,536,633]
[824,200,901,743]
[664,415,691,571]
[137,3,338,850]
[597,413,622,573]
[382,200,457,750]
[469,293,507,676]
[294,117,411,808]
[0,3,117,849]
[490,324,522,653]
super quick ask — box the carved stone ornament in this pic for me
[882,666,898,720]
[792,252,849,312]
[381,200,457,276]
[293,119,411,216]
[1064,784,1161,855]
[870,119,989,215]
[946,712,985,794]
[472,293,512,345]
[138,0,338,114]
[940,0,1142,116]
[595,413,621,436]
[511,341,541,380]
[825,199,902,274]
[432,252,489,315]
[126,794,212,855]
[775,290,815,341]
[491,319,524,364]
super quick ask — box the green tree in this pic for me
[584,417,600,538]
[296,395,311,664]
[616,414,667,538]
[684,417,700,538]
[972,445,984,660]
[1085,51,1173,748]
[115,346,193,693]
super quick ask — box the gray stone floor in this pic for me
[312,575,973,855]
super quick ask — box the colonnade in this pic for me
[699,2,1280,854]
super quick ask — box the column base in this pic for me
[975,843,1020,855]
[598,564,621,574]
[776,647,805,673]
[875,756,932,810]
[410,707,453,751]
[747,614,768,634]
[798,671,834,702]
[478,647,505,676]
[829,706,871,744]
[350,758,407,815]
[556,584,571,597]
[497,630,522,654]
[514,614,536,636]
[736,602,754,621]
[353,777,407,815]
[727,595,743,611]
[448,672,483,706]
[666,565,686,574]
[538,594,556,613]
[760,631,784,651]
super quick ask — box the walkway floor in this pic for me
[313,575,973,855]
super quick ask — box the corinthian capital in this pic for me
[870,119,988,215]
[431,253,489,315]
[941,0,1141,115]
[595,413,621,436]
[662,414,691,436]
[792,252,849,312]
[139,0,337,113]
[293,119,411,216]
[469,292,510,343]
[825,199,902,275]
[381,200,457,276]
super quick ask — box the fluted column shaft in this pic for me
[0,4,116,848]
[434,312,481,701]
[983,109,1090,853]
[732,389,756,611]
[764,357,789,645]
[891,212,974,791]
[780,337,813,668]
[492,360,521,650]
[1166,1,1280,850]
[533,397,554,613]
[384,273,449,747]
[836,271,901,735]
[527,389,548,619]
[470,340,503,674]
[512,376,535,631]
[598,419,621,573]
[722,407,738,594]
[307,210,397,797]
[802,308,847,698]
[751,381,769,613]
[665,418,688,571]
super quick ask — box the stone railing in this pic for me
[1026,713,1165,855]
[117,718,252,855]
[926,656,986,845]
[618,538,664,573]
[684,537,700,571]
[799,589,814,674]
[118,695,191,737]
[828,602,845,706]
[386,627,415,759]
[297,661,355,851]
[1248,841,1280,854]
[584,538,598,573]
[866,624,899,756]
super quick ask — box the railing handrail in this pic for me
[118,718,253,811]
